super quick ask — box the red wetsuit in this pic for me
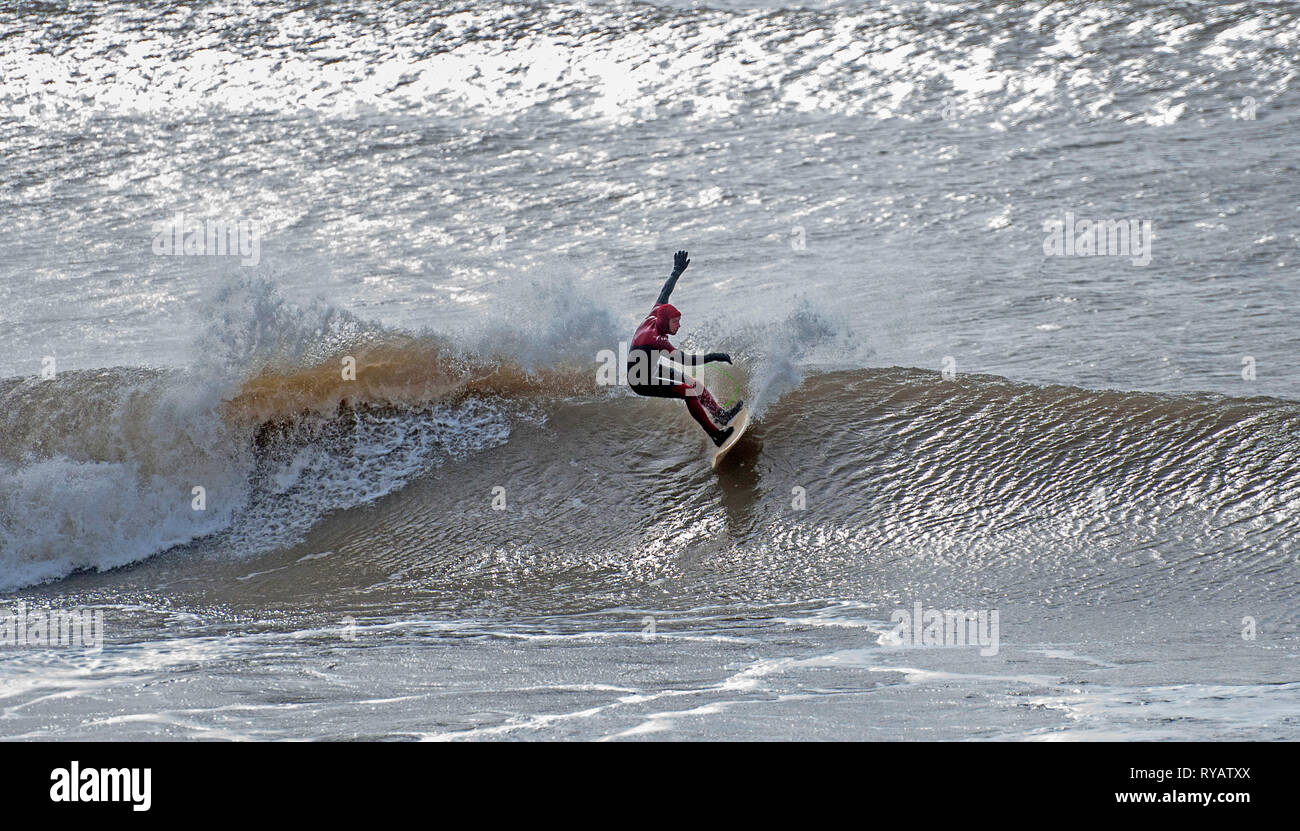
[627,266,733,438]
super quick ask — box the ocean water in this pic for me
[0,0,1296,740]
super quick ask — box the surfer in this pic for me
[627,250,744,447]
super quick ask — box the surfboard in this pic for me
[711,406,749,470]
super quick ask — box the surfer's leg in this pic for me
[657,366,725,419]
[631,371,734,445]
[693,382,727,421]
[673,377,735,445]
[677,372,743,426]
[678,383,721,434]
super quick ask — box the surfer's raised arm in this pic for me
[655,250,691,306]
[650,251,730,366]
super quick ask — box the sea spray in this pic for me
[723,297,860,418]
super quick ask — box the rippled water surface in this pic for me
[1,0,1296,740]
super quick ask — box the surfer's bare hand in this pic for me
[673,250,690,273]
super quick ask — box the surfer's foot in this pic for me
[711,426,734,448]
[719,400,744,425]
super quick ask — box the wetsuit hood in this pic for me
[652,303,680,334]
